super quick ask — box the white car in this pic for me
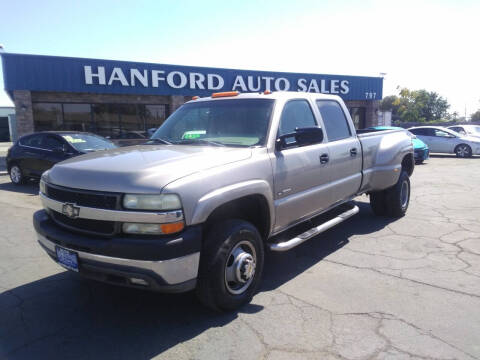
[408,126,480,158]
[447,124,480,138]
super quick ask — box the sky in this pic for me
[0,0,479,116]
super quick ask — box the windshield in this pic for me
[61,134,117,152]
[151,99,275,147]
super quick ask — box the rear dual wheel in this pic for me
[370,170,410,218]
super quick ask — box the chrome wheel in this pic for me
[224,240,257,295]
[400,179,409,209]
[10,165,22,184]
[456,145,470,158]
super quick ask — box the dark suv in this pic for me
[7,131,116,185]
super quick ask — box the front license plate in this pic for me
[55,246,79,272]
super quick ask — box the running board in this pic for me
[269,205,359,252]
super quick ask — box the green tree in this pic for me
[471,110,480,122]
[381,88,450,123]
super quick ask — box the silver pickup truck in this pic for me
[34,91,414,310]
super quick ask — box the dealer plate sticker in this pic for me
[55,246,79,272]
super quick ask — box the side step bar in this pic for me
[269,205,359,252]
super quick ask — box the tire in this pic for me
[455,144,472,158]
[384,171,410,217]
[370,190,387,216]
[9,164,25,185]
[196,219,264,311]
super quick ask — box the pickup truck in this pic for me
[34,91,414,311]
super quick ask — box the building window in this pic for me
[63,103,92,132]
[33,103,63,131]
[139,104,167,132]
[33,102,168,139]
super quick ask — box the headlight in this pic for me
[39,179,46,194]
[122,221,184,235]
[123,194,182,210]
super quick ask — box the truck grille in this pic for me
[46,184,120,210]
[50,210,116,236]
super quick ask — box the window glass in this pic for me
[153,99,274,146]
[61,133,116,152]
[33,103,63,131]
[20,134,43,148]
[63,104,92,132]
[317,100,351,142]
[92,104,119,139]
[118,104,144,137]
[139,105,167,135]
[278,100,317,136]
[434,129,451,137]
[42,135,64,150]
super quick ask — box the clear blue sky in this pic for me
[1,0,479,116]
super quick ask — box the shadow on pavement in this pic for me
[0,201,395,359]
[0,180,39,196]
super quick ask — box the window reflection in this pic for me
[33,102,168,140]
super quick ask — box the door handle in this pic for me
[320,153,329,164]
[350,148,358,156]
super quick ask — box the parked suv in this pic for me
[7,131,116,184]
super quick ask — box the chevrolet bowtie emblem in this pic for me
[62,203,80,219]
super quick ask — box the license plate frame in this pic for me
[55,246,79,272]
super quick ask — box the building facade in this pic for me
[2,53,383,140]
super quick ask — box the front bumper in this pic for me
[34,210,201,292]
[414,148,429,162]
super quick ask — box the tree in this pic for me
[471,110,480,122]
[381,88,450,123]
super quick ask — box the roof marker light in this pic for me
[264,90,272,95]
[211,91,239,98]
[192,96,199,100]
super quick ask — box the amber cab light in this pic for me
[211,91,239,98]
[264,90,272,95]
[192,96,199,100]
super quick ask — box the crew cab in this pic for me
[34,92,414,311]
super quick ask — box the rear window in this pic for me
[316,100,351,142]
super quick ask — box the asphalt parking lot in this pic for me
[1,151,479,360]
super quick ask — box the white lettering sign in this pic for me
[83,65,352,95]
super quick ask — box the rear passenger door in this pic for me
[316,100,362,203]
[17,134,46,176]
[270,99,332,232]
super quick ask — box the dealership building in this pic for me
[1,53,383,140]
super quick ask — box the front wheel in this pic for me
[455,144,472,158]
[196,219,264,311]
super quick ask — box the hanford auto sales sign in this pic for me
[2,53,382,100]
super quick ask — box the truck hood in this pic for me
[45,145,252,193]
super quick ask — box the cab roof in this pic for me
[187,91,343,103]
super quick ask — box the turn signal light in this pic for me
[160,221,185,234]
[211,91,239,98]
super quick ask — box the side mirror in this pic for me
[276,127,324,150]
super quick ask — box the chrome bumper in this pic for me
[37,233,200,285]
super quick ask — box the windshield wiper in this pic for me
[175,139,226,147]
[146,138,173,145]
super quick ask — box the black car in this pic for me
[7,131,117,185]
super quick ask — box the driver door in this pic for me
[269,99,332,233]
